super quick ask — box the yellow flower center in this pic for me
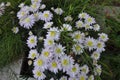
[44,13,49,18]
[37,59,43,66]
[25,18,30,23]
[97,43,102,48]
[80,76,85,80]
[30,38,35,43]
[72,67,77,72]
[55,48,61,54]
[62,59,69,66]
[31,53,36,59]
[43,51,49,57]
[88,18,92,22]
[52,61,57,68]
[75,34,81,40]
[48,40,53,45]
[82,68,86,73]
[36,71,42,77]
[75,45,81,51]
[87,41,93,47]
[50,31,56,37]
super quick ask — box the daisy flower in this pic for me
[78,12,89,19]
[54,44,65,57]
[61,24,72,31]
[30,2,40,12]
[98,33,109,42]
[33,68,46,80]
[40,10,53,22]
[94,65,102,76]
[19,14,35,29]
[64,15,73,22]
[59,76,67,80]
[88,75,94,80]
[11,27,19,34]
[41,48,52,59]
[93,24,100,31]
[75,20,84,28]
[54,8,64,15]
[33,12,41,21]
[34,56,48,71]
[44,38,55,47]
[72,31,85,43]
[67,63,80,77]
[77,73,88,80]
[95,40,105,52]
[28,49,39,59]
[85,16,96,25]
[61,55,74,72]
[49,59,61,74]
[27,35,37,49]
[91,51,100,60]
[28,31,33,36]
[85,37,96,51]
[43,22,53,29]
[47,27,60,40]
[17,6,30,19]
[83,23,93,30]
[72,44,83,55]
[80,65,89,74]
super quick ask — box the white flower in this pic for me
[93,24,100,31]
[85,16,96,25]
[61,24,72,31]
[84,23,93,30]
[40,4,46,9]
[0,2,5,16]
[98,33,109,42]
[54,44,65,57]
[27,35,37,48]
[54,8,64,15]
[30,2,40,12]
[91,51,100,60]
[78,12,89,19]
[49,59,61,74]
[94,65,102,76]
[34,56,48,71]
[60,76,67,80]
[61,55,74,72]
[40,10,53,22]
[67,64,80,77]
[17,8,29,19]
[77,73,88,80]
[47,27,60,40]
[33,12,41,21]
[75,20,84,28]
[31,0,42,3]
[28,49,39,59]
[50,78,55,80]
[85,37,96,51]
[72,31,85,43]
[72,44,83,55]
[11,27,19,34]
[33,68,46,80]
[69,77,78,80]
[19,14,35,29]
[44,38,55,47]
[41,48,52,59]
[18,3,24,8]
[95,40,105,52]
[88,75,94,80]
[43,22,53,29]
[80,65,89,74]
[64,15,73,22]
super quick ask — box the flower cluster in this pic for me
[17,0,108,80]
